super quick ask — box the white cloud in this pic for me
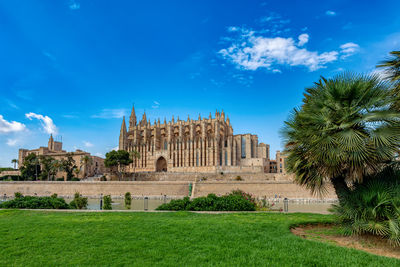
[6,139,18,146]
[219,32,339,71]
[83,141,94,148]
[25,112,58,134]
[152,101,160,109]
[112,146,119,151]
[326,10,336,16]
[340,42,360,58]
[91,109,127,119]
[298,33,309,46]
[272,69,282,73]
[69,0,80,10]
[95,153,105,158]
[0,115,26,134]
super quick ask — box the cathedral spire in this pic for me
[209,112,212,120]
[221,109,225,120]
[119,116,127,150]
[129,104,137,130]
[187,115,190,122]
[141,111,147,126]
[226,116,230,125]
[198,114,201,121]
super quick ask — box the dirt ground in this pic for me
[291,224,400,260]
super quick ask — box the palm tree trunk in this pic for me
[330,176,349,204]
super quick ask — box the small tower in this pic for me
[119,116,127,150]
[221,110,225,120]
[129,104,137,131]
[140,112,147,126]
[48,134,54,150]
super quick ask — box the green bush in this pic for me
[71,177,80,181]
[331,166,400,246]
[124,192,132,209]
[0,194,69,209]
[69,192,88,209]
[14,192,23,199]
[156,197,191,211]
[156,191,256,211]
[103,195,112,210]
[56,178,64,181]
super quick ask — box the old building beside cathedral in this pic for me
[119,105,285,174]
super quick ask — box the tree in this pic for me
[282,72,400,203]
[377,50,400,110]
[60,153,77,181]
[80,155,93,179]
[39,156,58,181]
[104,150,133,181]
[20,153,41,181]
[11,159,18,170]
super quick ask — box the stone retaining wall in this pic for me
[0,180,336,200]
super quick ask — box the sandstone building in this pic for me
[119,105,285,174]
[18,135,105,179]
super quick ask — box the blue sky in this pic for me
[1,0,400,167]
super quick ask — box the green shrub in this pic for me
[235,176,242,181]
[156,192,256,211]
[331,166,400,246]
[56,178,64,181]
[103,195,112,210]
[100,176,107,181]
[71,177,80,181]
[14,192,23,199]
[125,192,132,209]
[0,195,69,209]
[69,192,88,209]
[156,197,191,211]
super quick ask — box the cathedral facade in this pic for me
[119,105,272,173]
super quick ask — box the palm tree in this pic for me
[11,159,18,169]
[377,50,400,110]
[282,72,400,203]
[80,155,93,179]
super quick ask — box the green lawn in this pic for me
[0,210,398,266]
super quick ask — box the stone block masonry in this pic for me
[0,181,336,200]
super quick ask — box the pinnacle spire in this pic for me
[129,104,137,130]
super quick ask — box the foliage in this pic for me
[1,211,398,266]
[59,154,78,181]
[0,167,14,172]
[0,194,69,209]
[103,195,112,210]
[80,155,93,178]
[14,192,23,198]
[100,176,107,181]
[56,178,64,181]
[156,191,256,211]
[20,153,41,181]
[39,156,59,181]
[71,177,80,181]
[104,150,133,180]
[124,192,132,209]
[282,72,400,201]
[377,50,400,110]
[11,159,18,169]
[331,166,400,246]
[69,192,88,209]
[0,175,21,181]
[235,175,242,181]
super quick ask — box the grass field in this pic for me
[0,210,398,266]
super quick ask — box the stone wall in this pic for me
[192,181,336,200]
[0,180,336,200]
[0,181,189,198]
[132,172,293,182]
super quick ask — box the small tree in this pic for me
[60,153,77,181]
[80,155,93,179]
[69,192,88,209]
[11,159,18,170]
[103,195,112,210]
[125,192,132,209]
[20,153,41,181]
[104,150,133,181]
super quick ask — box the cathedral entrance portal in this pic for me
[156,157,167,172]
